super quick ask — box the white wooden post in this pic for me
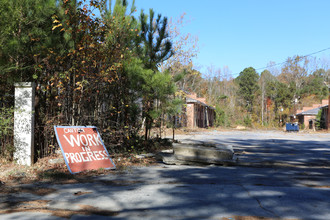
[14,82,35,166]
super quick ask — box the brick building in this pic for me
[295,99,328,129]
[183,93,216,128]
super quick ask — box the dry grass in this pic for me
[0,152,158,186]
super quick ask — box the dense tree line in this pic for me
[0,0,178,159]
[180,55,329,128]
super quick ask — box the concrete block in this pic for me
[166,142,234,165]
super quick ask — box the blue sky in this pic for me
[133,0,330,77]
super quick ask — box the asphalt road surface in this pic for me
[1,130,330,220]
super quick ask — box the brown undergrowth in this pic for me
[0,152,158,187]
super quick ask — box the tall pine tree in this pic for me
[236,67,259,112]
[136,9,173,71]
[135,9,174,140]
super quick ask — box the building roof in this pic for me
[296,105,328,116]
[186,97,215,110]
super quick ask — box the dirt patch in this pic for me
[303,184,330,188]
[0,201,119,219]
[73,191,92,196]
[0,186,57,196]
[235,150,254,155]
[14,200,50,209]
[0,200,50,210]
[98,179,144,186]
[222,216,299,220]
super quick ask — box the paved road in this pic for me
[1,130,330,219]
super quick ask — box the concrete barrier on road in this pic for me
[158,142,234,165]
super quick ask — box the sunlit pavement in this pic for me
[1,130,330,220]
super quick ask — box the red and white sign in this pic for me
[54,126,115,174]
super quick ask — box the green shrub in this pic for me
[215,105,230,127]
[243,115,252,127]
[315,109,326,130]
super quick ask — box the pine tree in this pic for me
[136,9,173,71]
[0,0,57,82]
[236,67,259,112]
[135,9,174,140]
